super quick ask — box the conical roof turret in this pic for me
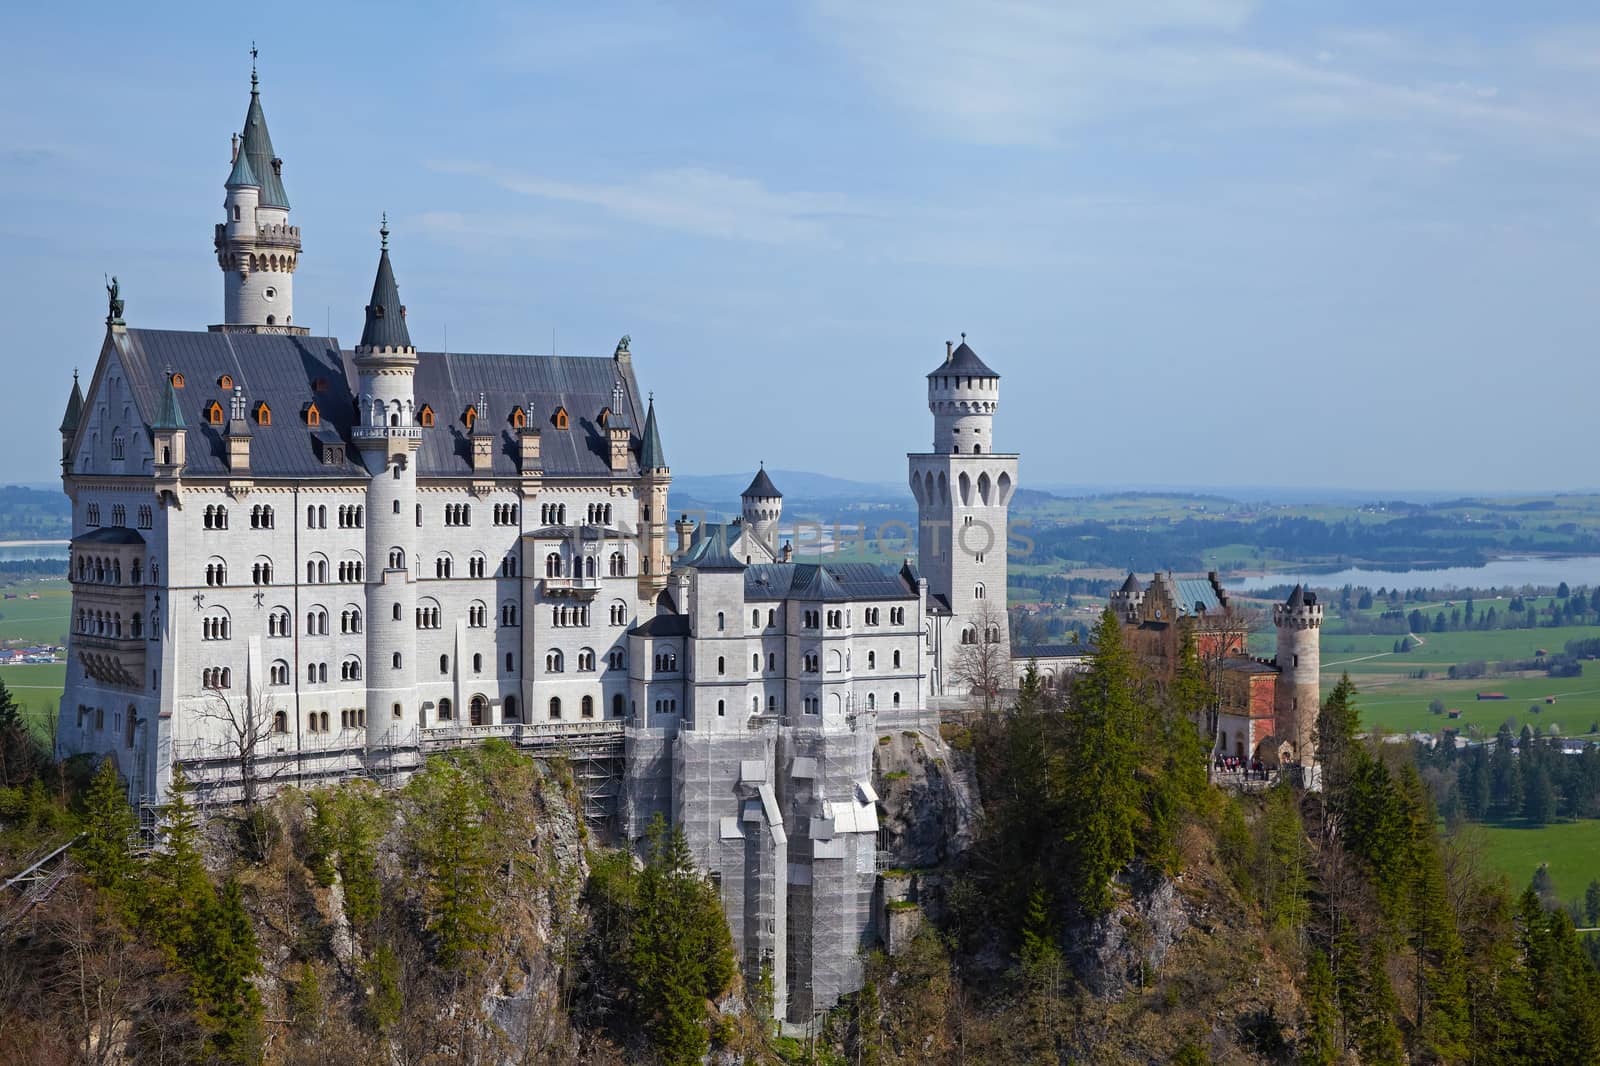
[357,218,412,352]
[225,143,259,189]
[152,374,185,430]
[59,371,84,435]
[238,62,289,208]
[742,463,782,500]
[639,394,666,469]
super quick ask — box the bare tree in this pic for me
[949,601,1009,712]
[194,684,289,811]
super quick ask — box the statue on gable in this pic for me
[105,276,125,325]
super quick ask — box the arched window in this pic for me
[388,548,405,570]
[545,551,562,578]
[438,697,453,721]
[419,404,435,428]
[392,652,402,669]
[272,710,287,733]
[553,406,569,430]
[613,693,626,717]
[717,611,725,631]
[470,695,487,725]
[608,648,625,670]
[549,697,562,719]
[582,695,594,718]
[893,691,901,708]
[206,401,224,426]
[440,654,450,674]
[867,651,876,669]
[546,649,564,673]
[974,583,985,600]
[717,655,725,675]
[504,695,519,720]
[473,653,483,673]
[893,650,901,668]
[609,551,626,576]
[577,648,595,671]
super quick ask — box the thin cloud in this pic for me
[429,161,857,245]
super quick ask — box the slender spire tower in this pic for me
[352,218,421,763]
[213,47,304,333]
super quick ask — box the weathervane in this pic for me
[380,212,389,250]
[250,42,258,90]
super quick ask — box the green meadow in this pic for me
[1456,819,1600,907]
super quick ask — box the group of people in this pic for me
[1215,754,1272,781]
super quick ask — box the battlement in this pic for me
[1273,602,1324,629]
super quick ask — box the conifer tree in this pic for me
[409,759,496,970]
[147,765,215,959]
[1397,764,1469,1061]
[1315,674,1362,798]
[1299,950,1340,1066]
[77,756,139,905]
[1056,608,1139,916]
[190,878,263,1063]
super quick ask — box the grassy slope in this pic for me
[1456,819,1600,906]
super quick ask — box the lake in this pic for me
[0,541,68,563]
[1227,555,1600,594]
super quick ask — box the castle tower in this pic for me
[213,56,302,333]
[638,396,670,595]
[740,464,782,556]
[351,220,421,761]
[1273,585,1323,769]
[1109,572,1144,624]
[908,336,1018,694]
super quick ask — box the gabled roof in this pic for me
[112,329,364,478]
[73,526,146,546]
[238,78,289,208]
[59,372,84,434]
[394,349,647,478]
[928,340,998,379]
[639,395,666,470]
[742,464,781,499]
[357,240,412,351]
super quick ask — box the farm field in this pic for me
[4,662,66,741]
[1457,819,1600,905]
[0,579,71,646]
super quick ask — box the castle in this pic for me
[1110,571,1322,771]
[53,63,1089,1022]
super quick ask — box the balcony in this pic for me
[351,425,423,442]
[541,575,601,597]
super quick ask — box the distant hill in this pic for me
[673,469,908,506]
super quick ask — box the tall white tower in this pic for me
[213,57,302,333]
[352,219,422,761]
[908,336,1017,695]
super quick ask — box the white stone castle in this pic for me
[55,64,1071,1022]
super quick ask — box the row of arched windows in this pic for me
[76,608,145,639]
[337,505,364,528]
[585,503,614,525]
[202,666,231,689]
[959,624,1003,645]
[203,504,229,530]
[74,554,141,585]
[444,503,472,526]
[493,503,519,525]
[539,503,568,525]
[550,604,590,627]
[250,504,275,529]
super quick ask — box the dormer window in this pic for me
[205,401,224,426]
[463,406,476,430]
[598,406,611,427]
[218,374,233,390]
[170,372,185,389]
[419,404,435,428]
[304,402,321,427]
[553,406,569,430]
[510,406,526,429]
[254,401,271,426]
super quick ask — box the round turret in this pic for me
[740,464,783,551]
[1273,585,1323,770]
[927,335,1000,455]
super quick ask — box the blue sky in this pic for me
[4,1,1600,493]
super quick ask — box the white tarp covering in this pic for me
[740,759,767,784]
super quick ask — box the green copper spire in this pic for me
[152,373,186,430]
[238,50,289,208]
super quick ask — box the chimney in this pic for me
[225,386,252,474]
[945,339,953,362]
[518,403,541,474]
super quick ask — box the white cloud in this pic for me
[428,161,858,245]
[810,1,1600,146]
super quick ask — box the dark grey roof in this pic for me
[60,372,84,434]
[630,613,691,637]
[928,340,998,379]
[225,146,258,189]
[1222,657,1281,675]
[113,329,365,478]
[690,525,746,571]
[74,526,146,546]
[239,81,288,208]
[639,396,666,470]
[357,244,412,351]
[739,562,894,602]
[397,350,646,478]
[1285,584,1318,608]
[1119,572,1142,595]
[1015,641,1095,659]
[742,465,781,499]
